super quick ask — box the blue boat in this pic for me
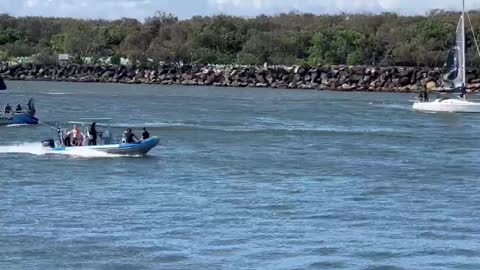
[91,136,160,155]
[0,111,38,125]
[42,121,159,156]
[0,77,38,125]
[43,136,160,156]
[0,99,38,125]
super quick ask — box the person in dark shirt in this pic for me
[16,104,22,112]
[27,98,36,116]
[142,127,150,140]
[88,122,98,146]
[4,104,11,114]
[125,128,139,144]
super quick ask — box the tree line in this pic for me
[1,10,480,67]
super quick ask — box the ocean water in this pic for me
[1,81,480,270]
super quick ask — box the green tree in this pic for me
[63,23,106,63]
[120,30,152,64]
[0,10,477,67]
[0,28,22,45]
[308,28,366,65]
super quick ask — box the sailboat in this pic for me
[413,0,480,113]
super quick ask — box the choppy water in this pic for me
[1,81,480,270]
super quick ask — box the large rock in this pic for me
[426,81,437,90]
[2,62,480,93]
[399,77,410,86]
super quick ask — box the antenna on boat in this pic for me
[462,0,467,98]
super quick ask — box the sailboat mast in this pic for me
[462,0,466,88]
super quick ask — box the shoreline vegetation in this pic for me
[4,63,480,93]
[2,11,480,68]
[3,11,480,92]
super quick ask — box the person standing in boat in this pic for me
[15,104,22,112]
[460,85,467,100]
[142,127,150,140]
[27,98,36,116]
[418,91,424,102]
[88,122,98,146]
[418,87,428,102]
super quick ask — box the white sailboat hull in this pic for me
[413,98,480,113]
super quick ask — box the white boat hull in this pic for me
[43,136,160,156]
[413,98,480,113]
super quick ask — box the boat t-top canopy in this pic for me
[68,118,113,127]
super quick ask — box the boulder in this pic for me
[399,77,410,87]
[426,81,437,90]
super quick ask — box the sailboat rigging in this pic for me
[413,0,480,113]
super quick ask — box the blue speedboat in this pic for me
[0,111,38,125]
[42,136,160,156]
[0,78,38,126]
[42,122,160,156]
[0,99,38,126]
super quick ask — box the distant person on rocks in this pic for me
[142,127,150,140]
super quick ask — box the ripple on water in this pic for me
[1,83,480,269]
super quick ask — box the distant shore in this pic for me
[2,63,480,93]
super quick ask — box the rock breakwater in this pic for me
[3,62,480,92]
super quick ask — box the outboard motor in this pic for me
[41,139,55,149]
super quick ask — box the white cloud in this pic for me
[209,0,480,15]
[4,0,156,20]
[4,0,480,20]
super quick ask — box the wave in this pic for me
[0,142,122,158]
[370,103,412,110]
[61,118,411,137]
[0,143,46,155]
[6,123,32,128]
[107,122,408,136]
[44,92,69,95]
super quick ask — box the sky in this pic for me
[1,0,480,20]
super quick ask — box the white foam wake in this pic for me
[0,143,46,155]
[0,142,121,158]
[45,92,67,95]
[6,123,31,128]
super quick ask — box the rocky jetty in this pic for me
[2,62,480,92]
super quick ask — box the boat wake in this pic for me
[370,103,412,110]
[6,123,32,128]
[0,143,45,155]
[62,118,410,138]
[95,121,409,137]
[44,92,68,95]
[0,142,122,158]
